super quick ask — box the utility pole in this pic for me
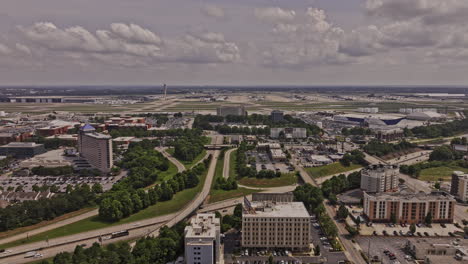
[163,83,167,101]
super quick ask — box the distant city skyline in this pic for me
[1,0,468,86]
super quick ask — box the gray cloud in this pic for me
[254,7,296,23]
[201,4,225,19]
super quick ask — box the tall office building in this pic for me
[242,197,311,251]
[270,110,284,122]
[450,171,468,202]
[363,191,455,224]
[360,165,399,193]
[216,105,246,117]
[78,124,113,173]
[185,213,221,264]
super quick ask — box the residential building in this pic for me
[78,124,113,173]
[270,127,307,139]
[184,213,221,264]
[36,125,70,137]
[360,164,399,193]
[375,128,404,142]
[0,130,33,145]
[271,110,284,122]
[450,171,468,202]
[0,142,46,158]
[242,198,311,251]
[216,105,246,117]
[0,191,54,203]
[363,191,455,224]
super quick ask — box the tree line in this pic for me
[193,113,321,136]
[340,150,368,167]
[99,161,207,222]
[363,140,416,157]
[38,222,187,264]
[114,139,170,190]
[172,129,207,162]
[411,115,468,138]
[0,184,98,232]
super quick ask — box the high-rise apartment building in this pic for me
[184,213,221,264]
[360,165,399,193]
[78,124,113,173]
[450,171,468,202]
[363,191,455,224]
[242,198,311,251]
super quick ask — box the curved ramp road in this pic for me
[0,134,223,263]
[156,147,186,173]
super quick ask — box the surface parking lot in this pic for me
[360,222,463,237]
[247,151,291,173]
[0,174,124,192]
[356,236,413,264]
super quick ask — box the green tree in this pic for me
[390,212,397,224]
[314,244,321,256]
[337,205,349,220]
[410,223,416,234]
[92,183,103,193]
[268,255,274,264]
[425,212,433,225]
[434,182,441,190]
[429,145,455,161]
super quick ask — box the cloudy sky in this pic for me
[1,0,468,86]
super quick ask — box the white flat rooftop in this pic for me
[245,202,310,218]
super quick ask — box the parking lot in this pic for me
[0,174,125,192]
[359,222,463,237]
[356,236,413,264]
[247,151,291,173]
[311,218,348,264]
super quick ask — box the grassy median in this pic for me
[0,164,209,249]
[306,162,361,179]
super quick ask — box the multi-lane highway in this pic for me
[0,134,224,263]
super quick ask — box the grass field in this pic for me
[306,162,362,179]
[208,148,259,203]
[0,167,209,249]
[166,148,207,169]
[419,165,468,181]
[209,188,259,203]
[238,173,297,188]
[229,150,238,178]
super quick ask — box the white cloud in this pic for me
[110,23,162,45]
[201,5,225,19]
[15,43,31,55]
[16,22,240,66]
[254,7,296,23]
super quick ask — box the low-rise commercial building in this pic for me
[270,127,307,139]
[405,239,468,262]
[216,105,246,117]
[363,191,455,224]
[0,142,46,158]
[242,198,311,251]
[450,171,468,202]
[360,164,399,193]
[184,213,221,264]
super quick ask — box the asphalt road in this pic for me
[156,147,186,173]
[0,134,223,263]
